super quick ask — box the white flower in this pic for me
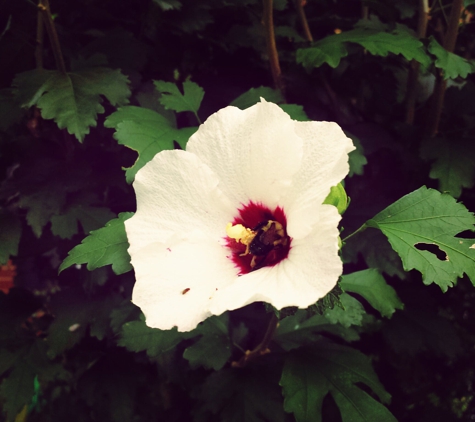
[125,99,355,332]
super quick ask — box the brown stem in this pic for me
[262,0,285,96]
[232,313,278,368]
[426,0,464,137]
[404,0,429,124]
[35,10,44,69]
[38,0,66,73]
[294,0,313,42]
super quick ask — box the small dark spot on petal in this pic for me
[182,288,190,295]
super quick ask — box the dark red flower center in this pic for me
[225,201,291,275]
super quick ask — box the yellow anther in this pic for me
[226,223,256,246]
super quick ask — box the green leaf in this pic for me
[340,269,403,317]
[297,43,348,69]
[366,186,475,291]
[104,106,197,183]
[50,205,115,239]
[420,137,475,198]
[279,104,310,121]
[118,314,193,357]
[297,28,430,70]
[18,189,65,238]
[428,37,474,80]
[59,212,133,275]
[280,343,396,422]
[13,68,130,142]
[230,86,284,109]
[154,79,204,116]
[183,314,231,370]
[274,310,360,351]
[324,293,365,327]
[0,210,21,265]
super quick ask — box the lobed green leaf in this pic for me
[105,106,197,183]
[59,212,133,275]
[366,186,475,291]
[13,68,130,142]
[297,28,430,70]
[154,79,204,115]
[280,342,396,422]
[428,37,475,80]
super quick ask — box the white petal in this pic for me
[210,204,342,314]
[187,100,303,210]
[126,149,234,256]
[131,238,237,331]
[282,121,355,239]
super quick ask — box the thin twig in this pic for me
[232,313,278,368]
[426,0,464,137]
[404,0,429,124]
[38,0,66,73]
[262,0,285,95]
[294,0,313,42]
[35,10,44,69]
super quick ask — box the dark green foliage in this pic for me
[280,342,396,422]
[1,0,475,421]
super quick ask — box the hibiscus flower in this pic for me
[125,99,355,332]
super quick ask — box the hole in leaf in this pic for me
[454,230,475,239]
[414,243,447,261]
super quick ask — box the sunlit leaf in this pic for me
[366,186,475,291]
[105,106,197,183]
[59,212,133,275]
[154,79,204,115]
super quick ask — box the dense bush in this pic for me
[1,0,475,421]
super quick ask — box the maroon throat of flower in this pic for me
[225,202,291,274]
